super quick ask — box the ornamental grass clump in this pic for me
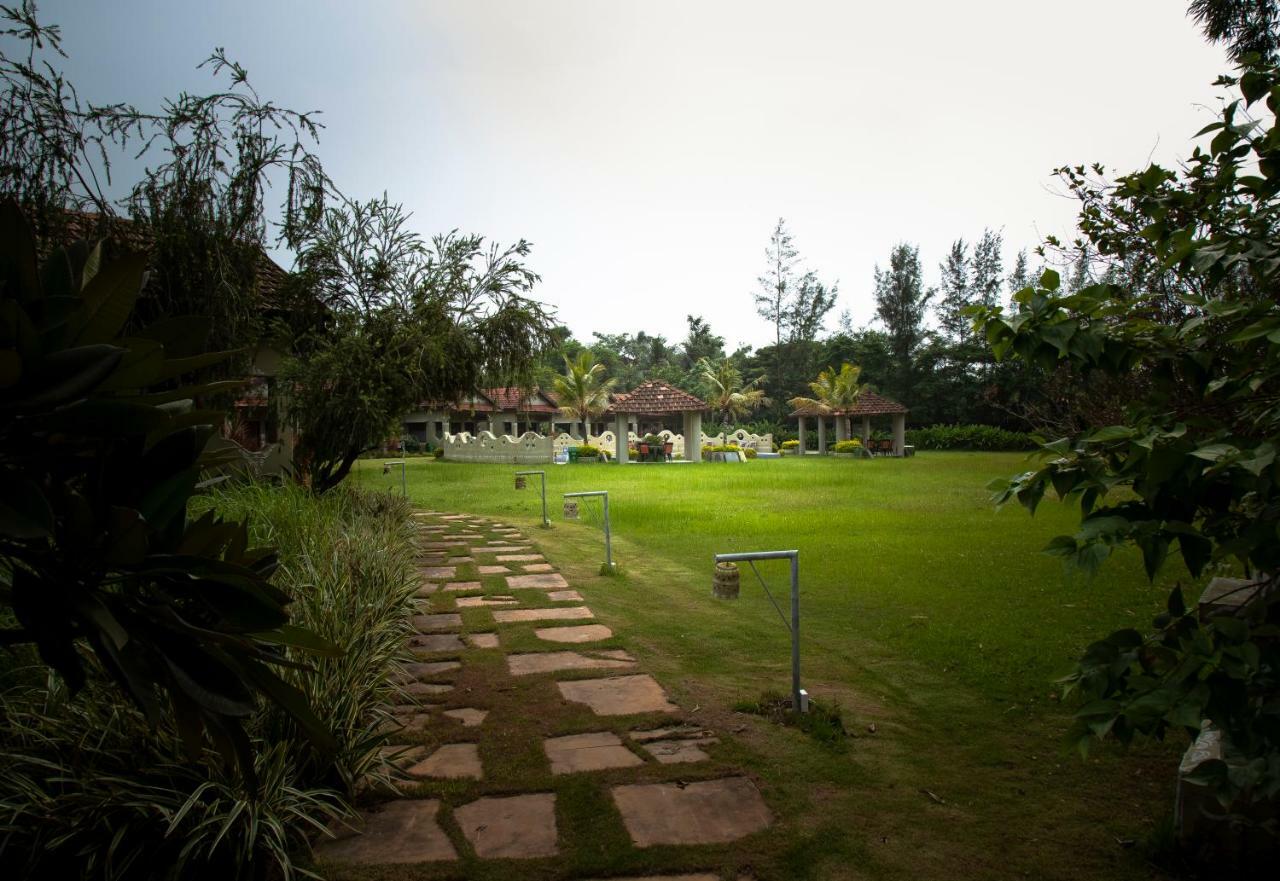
[0,484,418,878]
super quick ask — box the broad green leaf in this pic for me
[71,252,148,345]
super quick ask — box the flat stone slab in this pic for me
[547,589,583,602]
[535,624,614,643]
[611,778,771,846]
[446,556,474,565]
[497,554,546,563]
[412,613,463,632]
[415,583,439,597]
[404,660,460,677]
[420,567,457,579]
[472,545,532,554]
[442,581,483,593]
[456,595,519,608]
[505,573,570,590]
[407,742,482,779]
[477,565,511,575]
[316,799,457,864]
[544,731,644,774]
[404,682,453,697]
[493,606,594,623]
[522,563,554,572]
[640,738,718,764]
[409,633,466,653]
[558,674,677,715]
[455,793,558,858]
[443,707,489,727]
[508,651,636,676]
[466,632,500,648]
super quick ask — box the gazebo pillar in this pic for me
[797,416,807,454]
[861,416,871,444]
[614,412,629,463]
[683,410,703,462]
[892,413,906,456]
[442,416,451,437]
[817,417,827,454]
[835,416,847,442]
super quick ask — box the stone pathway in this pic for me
[315,511,769,878]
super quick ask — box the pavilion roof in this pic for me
[789,391,908,418]
[605,380,706,415]
[417,387,561,414]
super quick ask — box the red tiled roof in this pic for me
[605,380,706,415]
[790,391,908,418]
[419,387,560,414]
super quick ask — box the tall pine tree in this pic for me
[873,243,933,405]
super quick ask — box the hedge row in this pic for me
[904,424,1037,451]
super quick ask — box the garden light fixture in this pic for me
[514,470,550,527]
[563,490,614,572]
[383,459,407,497]
[713,549,806,713]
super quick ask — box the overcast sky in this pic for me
[40,0,1228,350]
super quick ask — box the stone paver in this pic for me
[414,583,439,597]
[412,613,463,632]
[558,674,678,715]
[611,778,771,846]
[472,545,531,554]
[640,738,718,764]
[442,581,483,592]
[407,742,483,779]
[446,556,474,565]
[535,624,614,643]
[505,573,570,590]
[477,565,511,574]
[523,563,555,572]
[546,589,583,602]
[404,682,453,697]
[409,633,466,653]
[493,606,594,623]
[443,707,489,727]
[404,660,460,677]
[454,793,559,858]
[456,595,519,608]
[315,799,457,864]
[497,554,545,563]
[507,650,637,676]
[544,731,645,774]
[465,632,500,648]
[420,566,456,579]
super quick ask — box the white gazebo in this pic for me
[605,380,709,464]
[790,391,909,456]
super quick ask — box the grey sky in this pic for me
[41,1,1228,350]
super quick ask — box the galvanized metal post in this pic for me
[602,492,612,569]
[713,549,804,713]
[515,470,550,527]
[383,460,407,497]
[563,490,614,571]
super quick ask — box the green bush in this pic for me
[576,444,601,458]
[402,438,422,453]
[904,424,1037,451]
[833,439,863,454]
[743,447,758,459]
[0,484,418,877]
[781,439,800,450]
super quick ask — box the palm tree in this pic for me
[552,352,616,440]
[698,358,770,429]
[788,362,864,437]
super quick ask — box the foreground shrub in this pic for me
[0,484,417,878]
[575,444,602,458]
[833,439,863,453]
[781,439,800,450]
[905,424,1037,451]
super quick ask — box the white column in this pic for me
[687,411,703,462]
[797,417,806,454]
[892,413,906,456]
[835,416,847,442]
[443,415,451,437]
[862,416,871,444]
[817,418,827,454]
[615,412,629,463]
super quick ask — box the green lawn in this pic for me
[353,453,1190,880]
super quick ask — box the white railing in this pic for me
[441,428,774,462]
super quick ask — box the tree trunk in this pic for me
[313,446,361,494]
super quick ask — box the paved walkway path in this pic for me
[316,511,767,878]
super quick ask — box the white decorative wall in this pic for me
[441,428,774,462]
